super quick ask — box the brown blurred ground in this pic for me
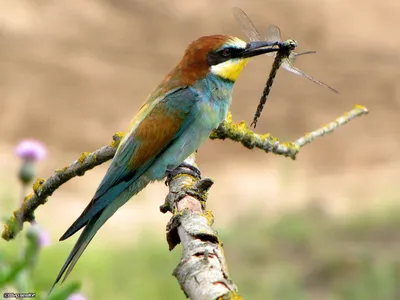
[1,0,399,239]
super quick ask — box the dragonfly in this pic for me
[232,7,339,128]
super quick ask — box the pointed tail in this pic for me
[48,186,139,295]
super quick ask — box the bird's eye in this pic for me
[221,48,232,57]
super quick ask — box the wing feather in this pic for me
[59,87,199,240]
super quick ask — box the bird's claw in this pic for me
[178,162,202,178]
[165,163,202,186]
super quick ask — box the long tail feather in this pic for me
[49,187,138,295]
[49,213,100,295]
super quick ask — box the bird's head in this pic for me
[159,35,278,91]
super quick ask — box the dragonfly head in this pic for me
[276,39,298,57]
[285,39,298,50]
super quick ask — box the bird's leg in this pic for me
[165,162,202,186]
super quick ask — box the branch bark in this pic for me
[161,153,242,300]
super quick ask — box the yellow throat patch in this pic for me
[210,58,249,82]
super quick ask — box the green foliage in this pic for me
[222,208,400,300]
[2,207,400,299]
[0,224,81,299]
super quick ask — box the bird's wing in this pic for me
[59,86,199,241]
[50,86,202,293]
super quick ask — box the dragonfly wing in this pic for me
[290,51,316,64]
[265,24,282,42]
[281,59,304,76]
[294,50,317,57]
[232,7,261,42]
[265,25,282,57]
[281,60,339,93]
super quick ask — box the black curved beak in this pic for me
[241,41,279,58]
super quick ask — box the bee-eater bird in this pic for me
[50,35,279,292]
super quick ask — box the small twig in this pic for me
[1,105,368,241]
[294,105,368,147]
[160,153,242,300]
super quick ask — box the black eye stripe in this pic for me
[206,47,243,66]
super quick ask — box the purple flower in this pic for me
[67,293,87,300]
[37,227,51,247]
[15,139,47,161]
[30,222,51,247]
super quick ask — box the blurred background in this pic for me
[1,0,400,299]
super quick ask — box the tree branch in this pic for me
[2,104,368,241]
[160,153,242,300]
[211,104,369,159]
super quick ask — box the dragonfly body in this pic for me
[252,40,297,127]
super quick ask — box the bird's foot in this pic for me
[165,162,202,186]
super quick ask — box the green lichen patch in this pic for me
[78,152,90,164]
[217,291,243,300]
[110,132,124,148]
[55,166,68,174]
[33,178,45,195]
